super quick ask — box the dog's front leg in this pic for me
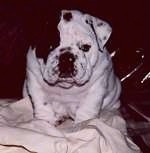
[75,80,106,123]
[26,69,58,125]
[75,95,105,123]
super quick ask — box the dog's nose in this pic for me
[58,52,76,78]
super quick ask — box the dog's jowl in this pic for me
[23,10,121,126]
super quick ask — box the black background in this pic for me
[0,0,149,98]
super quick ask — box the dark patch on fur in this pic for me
[63,12,73,21]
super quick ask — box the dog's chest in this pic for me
[50,90,85,103]
[44,86,88,116]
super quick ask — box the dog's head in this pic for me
[43,10,112,88]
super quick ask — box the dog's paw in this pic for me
[34,111,69,126]
[34,112,58,126]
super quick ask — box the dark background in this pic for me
[0,0,149,98]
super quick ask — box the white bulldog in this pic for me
[23,10,121,126]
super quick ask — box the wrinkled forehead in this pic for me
[58,10,93,39]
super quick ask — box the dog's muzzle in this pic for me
[58,52,77,78]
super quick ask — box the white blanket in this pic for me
[0,97,141,153]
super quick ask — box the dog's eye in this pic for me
[79,44,91,52]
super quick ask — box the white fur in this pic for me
[23,10,121,126]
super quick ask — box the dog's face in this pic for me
[43,10,112,88]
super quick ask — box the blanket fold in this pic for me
[0,97,141,153]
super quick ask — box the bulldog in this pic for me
[23,10,121,126]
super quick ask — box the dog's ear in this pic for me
[84,14,112,51]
